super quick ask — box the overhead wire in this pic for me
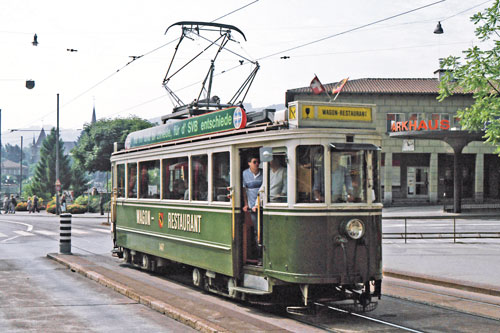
[12,0,261,130]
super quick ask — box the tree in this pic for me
[71,162,89,198]
[72,117,153,172]
[2,143,24,163]
[438,1,500,154]
[29,128,72,199]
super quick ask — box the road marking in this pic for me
[92,228,110,234]
[71,229,89,235]
[0,220,34,231]
[13,230,34,236]
[34,230,57,236]
[0,232,7,238]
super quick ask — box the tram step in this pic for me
[230,286,272,295]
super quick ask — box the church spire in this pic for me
[91,99,96,124]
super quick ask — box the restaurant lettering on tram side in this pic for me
[286,71,500,207]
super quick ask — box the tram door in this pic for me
[239,148,263,265]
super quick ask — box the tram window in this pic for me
[192,155,208,201]
[372,152,380,203]
[297,145,324,203]
[213,152,230,202]
[162,157,188,200]
[127,163,138,198]
[331,151,365,203]
[139,160,160,199]
[268,152,287,203]
[117,164,125,198]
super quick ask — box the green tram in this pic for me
[110,100,383,310]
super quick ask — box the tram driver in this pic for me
[314,153,353,203]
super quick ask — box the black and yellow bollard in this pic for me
[59,213,72,254]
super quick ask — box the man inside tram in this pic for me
[314,153,353,202]
[242,155,263,264]
[269,156,287,203]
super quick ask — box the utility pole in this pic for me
[56,94,60,215]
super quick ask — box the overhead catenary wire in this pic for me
[12,0,261,131]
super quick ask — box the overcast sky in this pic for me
[0,0,493,144]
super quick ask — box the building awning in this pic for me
[330,143,381,151]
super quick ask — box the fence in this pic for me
[382,214,500,243]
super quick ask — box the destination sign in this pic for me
[316,106,372,122]
[125,107,247,149]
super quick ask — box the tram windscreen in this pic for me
[296,145,379,204]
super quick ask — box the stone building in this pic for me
[286,77,500,206]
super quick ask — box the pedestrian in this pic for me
[61,193,67,213]
[99,193,105,215]
[9,195,17,214]
[3,195,9,214]
[32,195,40,213]
[27,197,33,213]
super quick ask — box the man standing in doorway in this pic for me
[242,155,263,264]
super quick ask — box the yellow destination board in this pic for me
[317,106,372,122]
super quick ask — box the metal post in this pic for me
[0,109,2,195]
[56,94,60,215]
[19,136,23,197]
[59,213,72,254]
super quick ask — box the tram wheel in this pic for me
[122,249,131,264]
[141,253,151,271]
[227,277,238,298]
[192,268,203,288]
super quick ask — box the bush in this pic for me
[67,204,87,214]
[46,204,56,214]
[16,202,28,211]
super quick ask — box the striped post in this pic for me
[59,213,72,254]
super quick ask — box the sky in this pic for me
[0,0,494,145]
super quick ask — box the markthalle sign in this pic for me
[125,107,247,149]
[391,119,450,132]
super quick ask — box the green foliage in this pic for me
[28,128,72,200]
[438,0,500,154]
[72,117,153,173]
[71,163,89,198]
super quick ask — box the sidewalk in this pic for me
[382,205,500,296]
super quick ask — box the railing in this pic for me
[382,215,500,243]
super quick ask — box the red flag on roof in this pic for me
[310,75,325,95]
[332,77,349,100]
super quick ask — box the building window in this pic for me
[139,160,160,199]
[213,152,230,202]
[386,113,404,132]
[409,113,425,123]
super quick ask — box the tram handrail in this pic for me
[382,214,500,243]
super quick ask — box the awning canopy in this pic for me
[330,143,381,151]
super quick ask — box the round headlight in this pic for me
[344,219,365,240]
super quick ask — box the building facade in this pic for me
[286,78,500,206]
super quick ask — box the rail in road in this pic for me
[382,214,500,243]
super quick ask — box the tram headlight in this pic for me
[342,219,365,240]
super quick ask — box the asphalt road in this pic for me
[0,212,195,333]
